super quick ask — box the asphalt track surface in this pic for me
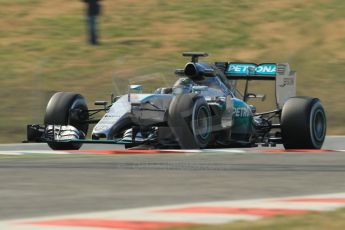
[0,136,345,221]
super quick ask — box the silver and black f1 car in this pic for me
[26,52,327,150]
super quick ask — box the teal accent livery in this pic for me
[231,98,253,135]
[226,63,276,76]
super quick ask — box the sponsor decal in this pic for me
[227,63,276,76]
[234,107,250,118]
[279,77,295,87]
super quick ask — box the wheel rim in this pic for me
[195,105,211,140]
[69,97,89,134]
[312,108,326,141]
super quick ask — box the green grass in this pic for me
[0,0,344,142]
[169,207,345,230]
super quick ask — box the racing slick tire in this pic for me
[281,97,326,149]
[168,93,212,149]
[44,92,89,150]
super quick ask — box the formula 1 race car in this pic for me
[26,52,327,150]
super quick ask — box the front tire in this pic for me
[44,92,89,150]
[281,97,326,149]
[168,94,212,149]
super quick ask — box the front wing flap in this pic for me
[25,124,131,145]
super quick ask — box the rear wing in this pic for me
[225,63,276,80]
[224,63,296,108]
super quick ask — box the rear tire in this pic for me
[44,92,89,150]
[281,97,326,149]
[168,94,212,149]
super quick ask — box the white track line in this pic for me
[161,149,248,154]
[1,193,345,229]
[0,151,71,155]
[0,149,342,156]
[0,152,24,156]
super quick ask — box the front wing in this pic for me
[26,124,135,145]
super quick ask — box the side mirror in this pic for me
[175,69,185,76]
[94,101,108,106]
[192,85,208,93]
[129,85,143,92]
[246,93,266,102]
[128,85,143,102]
[94,101,108,110]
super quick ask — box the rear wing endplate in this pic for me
[224,62,296,108]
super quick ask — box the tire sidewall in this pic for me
[309,101,326,148]
[44,92,88,150]
[281,97,327,149]
[191,97,212,148]
[168,93,212,149]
